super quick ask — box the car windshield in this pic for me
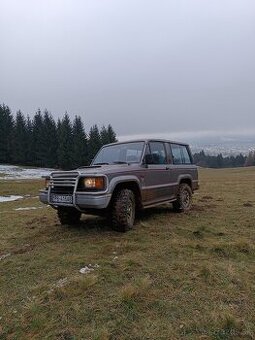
[92,142,145,165]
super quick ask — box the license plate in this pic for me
[51,194,73,204]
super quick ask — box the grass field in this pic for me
[0,168,255,339]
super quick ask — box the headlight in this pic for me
[83,177,105,190]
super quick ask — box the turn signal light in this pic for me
[44,176,50,189]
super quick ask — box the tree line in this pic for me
[1,103,255,170]
[244,150,255,167]
[193,150,247,168]
[0,103,117,169]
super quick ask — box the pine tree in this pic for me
[88,125,102,163]
[13,110,28,164]
[41,110,58,167]
[245,150,255,167]
[0,104,14,163]
[0,102,118,169]
[57,113,74,169]
[100,125,109,145]
[107,124,117,143]
[25,116,34,165]
[72,115,88,168]
[32,109,44,166]
[216,154,224,168]
[236,154,246,167]
[193,150,207,167]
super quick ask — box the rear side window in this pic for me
[171,144,182,164]
[171,144,192,165]
[181,146,192,164]
[144,142,167,164]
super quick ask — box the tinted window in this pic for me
[181,146,192,164]
[171,144,182,164]
[171,144,192,164]
[148,142,167,164]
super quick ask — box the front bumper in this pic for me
[39,190,112,210]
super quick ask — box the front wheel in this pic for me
[111,189,136,232]
[57,207,81,225]
[173,183,193,212]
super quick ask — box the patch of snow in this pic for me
[14,206,45,211]
[0,195,23,202]
[0,164,55,180]
[0,253,11,261]
[79,266,94,274]
[79,263,99,274]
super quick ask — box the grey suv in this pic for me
[39,139,199,232]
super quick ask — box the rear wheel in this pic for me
[57,207,81,225]
[111,189,136,232]
[173,183,192,212]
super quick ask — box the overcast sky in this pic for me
[1,0,255,138]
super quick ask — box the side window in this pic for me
[171,144,192,164]
[171,144,182,164]
[181,146,192,164]
[149,142,167,164]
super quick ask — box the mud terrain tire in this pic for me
[111,189,136,232]
[173,183,192,212]
[57,207,81,225]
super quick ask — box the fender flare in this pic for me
[109,176,142,194]
[177,175,193,189]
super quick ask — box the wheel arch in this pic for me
[109,178,142,210]
[178,175,193,191]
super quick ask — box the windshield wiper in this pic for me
[93,162,109,165]
[112,161,128,164]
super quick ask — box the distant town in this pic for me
[191,139,255,156]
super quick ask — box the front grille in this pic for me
[51,187,74,194]
[49,172,79,194]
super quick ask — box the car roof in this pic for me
[104,139,190,147]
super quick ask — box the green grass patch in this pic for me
[0,168,255,338]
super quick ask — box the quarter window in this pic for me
[171,144,182,164]
[171,144,192,164]
[181,146,192,164]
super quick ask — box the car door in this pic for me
[141,141,173,205]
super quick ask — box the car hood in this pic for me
[50,164,141,177]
